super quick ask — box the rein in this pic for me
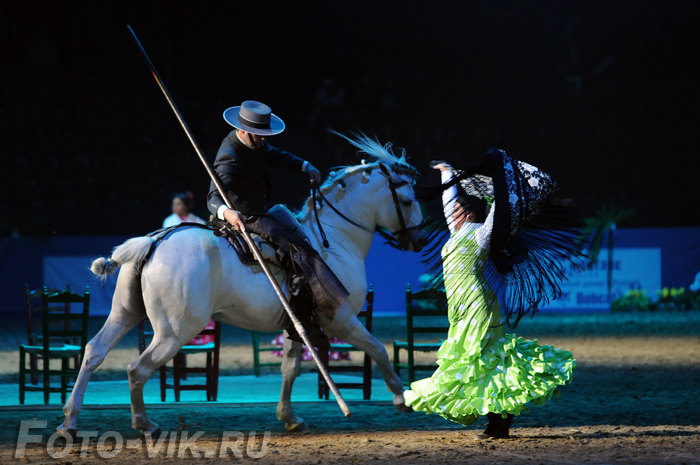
[311,163,422,251]
[378,163,410,249]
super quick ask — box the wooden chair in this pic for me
[251,331,283,377]
[19,286,90,404]
[24,284,63,384]
[138,321,205,380]
[393,284,449,385]
[318,286,375,400]
[138,319,221,401]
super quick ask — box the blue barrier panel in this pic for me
[2,227,698,316]
[0,236,128,315]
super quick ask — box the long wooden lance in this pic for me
[126,25,351,417]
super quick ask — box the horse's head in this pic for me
[371,162,428,252]
[316,132,428,252]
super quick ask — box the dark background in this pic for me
[1,1,698,236]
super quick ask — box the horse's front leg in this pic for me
[276,330,307,432]
[327,315,412,412]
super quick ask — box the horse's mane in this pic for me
[330,131,415,170]
[295,132,418,222]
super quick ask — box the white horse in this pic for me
[59,135,427,437]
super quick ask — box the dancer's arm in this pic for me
[475,200,495,250]
[434,163,458,234]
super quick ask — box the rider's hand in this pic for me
[223,208,246,232]
[430,160,453,172]
[305,163,322,187]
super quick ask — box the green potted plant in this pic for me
[580,203,636,305]
[611,289,651,312]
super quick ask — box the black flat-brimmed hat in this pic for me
[222,100,285,136]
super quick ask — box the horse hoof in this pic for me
[285,422,308,433]
[142,428,163,441]
[395,403,413,413]
[64,429,78,442]
[56,424,78,441]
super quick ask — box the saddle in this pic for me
[209,219,278,266]
[209,204,303,267]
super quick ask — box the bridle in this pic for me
[311,163,425,251]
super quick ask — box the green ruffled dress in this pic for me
[403,225,575,426]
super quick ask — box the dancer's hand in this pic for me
[430,160,453,172]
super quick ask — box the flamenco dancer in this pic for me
[404,148,585,439]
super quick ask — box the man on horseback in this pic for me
[208,100,321,231]
[207,100,349,340]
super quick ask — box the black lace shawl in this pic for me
[419,148,587,327]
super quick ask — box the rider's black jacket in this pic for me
[207,130,306,217]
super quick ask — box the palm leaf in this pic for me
[580,203,636,268]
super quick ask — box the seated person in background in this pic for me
[163,192,206,228]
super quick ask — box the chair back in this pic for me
[139,320,221,353]
[196,320,222,347]
[25,285,61,345]
[404,284,448,345]
[357,285,374,332]
[25,285,43,345]
[41,286,90,361]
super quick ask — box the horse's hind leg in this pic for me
[127,333,187,436]
[276,331,307,432]
[60,264,145,434]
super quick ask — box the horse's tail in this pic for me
[90,236,156,277]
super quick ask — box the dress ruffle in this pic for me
[404,332,575,426]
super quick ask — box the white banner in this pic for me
[541,247,662,311]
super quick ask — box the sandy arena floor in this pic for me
[0,312,698,464]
